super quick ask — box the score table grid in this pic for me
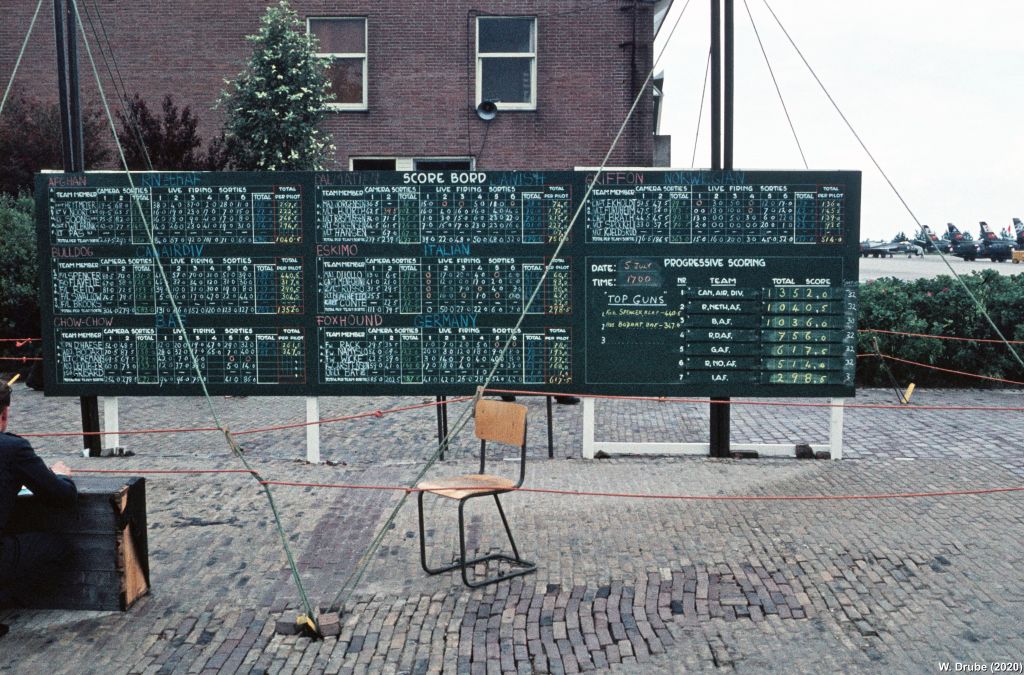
[53,328,306,386]
[316,185,571,244]
[317,258,570,316]
[586,184,844,245]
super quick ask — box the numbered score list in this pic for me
[38,169,860,397]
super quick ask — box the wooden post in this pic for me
[305,396,320,464]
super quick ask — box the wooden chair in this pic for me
[416,399,536,587]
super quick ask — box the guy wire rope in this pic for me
[69,0,320,632]
[79,0,154,170]
[741,0,807,169]
[330,0,698,612]
[0,0,45,121]
[691,47,711,168]
[760,0,1024,374]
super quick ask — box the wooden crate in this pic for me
[8,476,149,611]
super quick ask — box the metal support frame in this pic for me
[417,491,536,588]
[582,397,845,460]
[54,0,102,457]
[708,0,733,458]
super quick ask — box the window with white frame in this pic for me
[476,16,536,110]
[308,17,367,110]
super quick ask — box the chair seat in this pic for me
[417,474,516,500]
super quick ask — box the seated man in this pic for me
[0,381,77,637]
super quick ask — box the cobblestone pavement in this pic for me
[1,385,1022,673]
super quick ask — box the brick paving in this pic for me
[1,385,1023,673]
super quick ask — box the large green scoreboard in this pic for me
[37,169,860,397]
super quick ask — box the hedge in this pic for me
[856,270,1024,388]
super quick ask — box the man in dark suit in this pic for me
[0,380,77,637]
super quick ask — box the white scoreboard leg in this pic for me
[582,397,596,459]
[830,398,845,460]
[101,396,120,455]
[306,396,321,464]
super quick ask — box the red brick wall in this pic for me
[0,1,656,170]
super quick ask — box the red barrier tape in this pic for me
[230,396,472,436]
[20,396,474,439]
[860,328,1024,345]
[874,354,1024,386]
[69,469,1024,502]
[22,396,1024,440]
[482,389,1024,412]
[77,468,254,475]
[21,425,221,438]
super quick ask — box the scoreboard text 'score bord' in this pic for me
[38,170,860,397]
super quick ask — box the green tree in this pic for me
[0,89,112,196]
[115,93,227,170]
[219,0,335,170]
[0,193,40,349]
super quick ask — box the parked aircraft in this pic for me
[998,224,1017,246]
[860,240,900,257]
[914,225,951,253]
[859,239,921,258]
[976,222,1013,261]
[945,223,978,261]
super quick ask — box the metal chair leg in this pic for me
[456,494,536,588]
[493,494,521,561]
[417,490,430,574]
[419,491,536,587]
[458,498,471,587]
[419,490,466,576]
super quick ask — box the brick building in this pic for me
[1,0,672,171]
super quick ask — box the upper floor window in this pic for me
[413,158,475,171]
[476,17,536,110]
[351,158,396,170]
[308,17,367,110]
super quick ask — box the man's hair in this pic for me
[0,382,11,414]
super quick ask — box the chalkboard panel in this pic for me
[585,255,856,389]
[38,169,859,397]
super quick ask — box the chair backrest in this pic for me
[475,399,527,447]
[474,399,528,482]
